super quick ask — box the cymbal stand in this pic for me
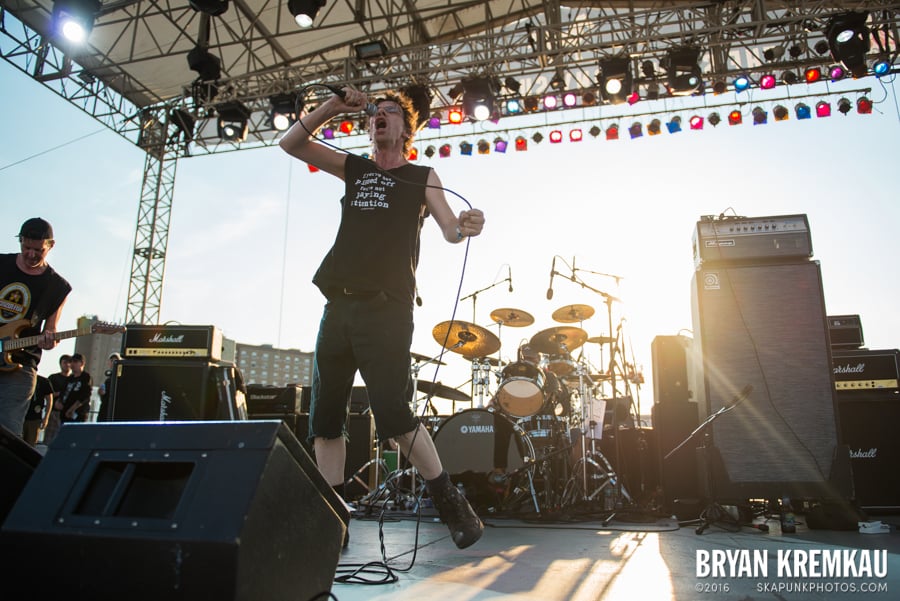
[470,357,492,409]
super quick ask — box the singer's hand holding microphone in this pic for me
[326,85,376,116]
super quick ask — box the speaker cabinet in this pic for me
[652,335,691,406]
[836,391,900,510]
[295,413,375,500]
[110,360,243,421]
[652,402,700,512]
[690,261,847,500]
[0,421,347,600]
[0,424,42,524]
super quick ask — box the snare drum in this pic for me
[496,361,545,417]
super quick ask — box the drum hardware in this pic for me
[410,351,446,366]
[415,380,472,404]
[551,304,595,324]
[586,336,615,346]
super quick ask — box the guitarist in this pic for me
[61,353,92,423]
[0,218,71,437]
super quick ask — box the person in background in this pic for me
[61,353,92,424]
[21,374,54,446]
[43,353,71,444]
[97,352,121,422]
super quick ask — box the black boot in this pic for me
[427,471,484,549]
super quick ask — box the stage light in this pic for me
[549,130,563,143]
[837,97,852,115]
[782,71,799,85]
[569,129,583,142]
[666,116,682,134]
[829,65,846,81]
[752,107,767,125]
[664,47,703,96]
[494,138,508,153]
[515,136,527,151]
[816,101,831,117]
[462,77,499,121]
[400,84,433,129]
[873,59,890,76]
[215,101,250,142]
[708,112,721,127]
[477,139,490,154]
[789,44,804,58]
[626,92,640,105]
[523,96,540,112]
[582,91,598,106]
[447,83,465,100]
[52,0,101,44]
[322,128,335,140]
[504,77,521,94]
[588,125,602,137]
[857,96,873,114]
[339,120,354,134]
[647,119,662,135]
[269,93,298,131]
[169,109,195,142]
[598,56,633,104]
[542,95,558,110]
[505,98,523,114]
[408,147,418,160]
[804,67,822,83]
[562,92,578,107]
[712,80,727,95]
[550,73,566,90]
[288,0,325,28]
[759,74,776,89]
[424,145,436,158]
[733,74,751,93]
[795,103,812,119]
[825,11,871,78]
[763,46,785,61]
[605,125,619,140]
[628,122,642,139]
[427,115,441,129]
[814,40,830,55]
[531,132,544,144]
[438,144,451,158]
[308,164,319,173]
[448,107,464,124]
[190,0,229,15]
[773,105,789,121]
[188,45,222,81]
[689,115,704,130]
[728,109,742,125]
[459,141,473,156]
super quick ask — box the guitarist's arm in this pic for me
[38,298,67,350]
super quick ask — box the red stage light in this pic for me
[448,107,464,124]
[569,128,583,142]
[857,97,873,114]
[308,164,319,172]
[689,115,704,130]
[804,67,821,83]
[815,101,831,118]
[728,110,742,125]
[549,129,563,143]
[339,120,354,134]
[438,143,452,158]
[515,135,527,151]
[605,125,619,140]
[407,147,418,160]
[626,92,640,105]
[759,74,776,89]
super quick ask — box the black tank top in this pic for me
[313,153,431,304]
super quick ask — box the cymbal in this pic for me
[410,351,446,366]
[416,380,472,403]
[552,304,595,323]
[587,336,615,345]
[489,307,534,327]
[432,320,501,359]
[529,326,587,355]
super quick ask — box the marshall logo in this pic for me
[149,333,185,344]
[834,362,865,375]
[849,448,877,459]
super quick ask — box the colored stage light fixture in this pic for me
[628,122,643,139]
[773,105,789,121]
[322,128,335,139]
[562,92,578,107]
[424,145,436,158]
[288,0,325,28]
[804,67,822,83]
[759,74,776,89]
[308,164,319,173]
[857,96,873,114]
[582,91,598,106]
[647,119,662,135]
[837,98,852,115]
[825,11,871,78]
[782,71,799,85]
[215,100,250,141]
[408,147,418,160]
[523,96,540,112]
[542,95,559,110]
[354,40,388,61]
[569,129,583,142]
[506,98,523,114]
[605,125,619,140]
[712,80,727,95]
[752,107,767,125]
[689,115,704,130]
[626,92,640,105]
[598,56,633,104]
[829,65,846,81]
[664,47,703,96]
[448,107,464,124]
[666,116,682,134]
[707,112,721,127]
[269,93,298,131]
[588,125,602,137]
[532,132,544,144]
[438,144,452,158]
[427,115,441,129]
[459,141,473,156]
[52,0,101,44]
[795,103,811,119]
[494,138,508,153]
[549,130,563,143]
[515,136,527,151]
[733,74,751,92]
[462,77,499,122]
[816,101,831,117]
[338,120,354,134]
[727,109,742,125]
[477,139,490,154]
[873,59,890,76]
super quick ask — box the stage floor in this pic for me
[331,507,899,601]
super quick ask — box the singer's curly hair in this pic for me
[370,92,418,155]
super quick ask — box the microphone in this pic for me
[546,257,556,300]
[415,286,423,307]
[508,266,513,293]
[324,85,377,116]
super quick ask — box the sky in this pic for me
[3,59,900,417]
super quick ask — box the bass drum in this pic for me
[432,409,535,512]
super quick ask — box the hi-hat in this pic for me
[529,326,588,355]
[410,351,446,366]
[416,380,472,403]
[587,335,616,345]
[432,320,501,358]
[552,304,595,323]
[489,307,534,327]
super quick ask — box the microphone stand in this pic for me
[460,277,513,325]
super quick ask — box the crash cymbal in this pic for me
[489,307,535,327]
[529,326,588,355]
[416,380,472,403]
[410,351,446,366]
[587,336,616,345]
[432,320,501,359]
[552,304,595,323]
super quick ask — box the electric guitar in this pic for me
[0,319,124,372]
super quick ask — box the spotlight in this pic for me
[494,138,508,153]
[728,110,742,125]
[169,109,196,142]
[689,115,704,130]
[407,147,418,161]
[816,101,831,117]
[588,125,602,137]
[804,67,822,83]
[187,45,222,81]
[837,97,852,114]
[401,84,433,129]
[438,144,452,158]
[322,128,335,140]
[733,74,751,93]
[598,56,633,105]
[663,47,703,96]
[759,74,776,89]
[857,96,873,114]
[773,105,789,121]
[338,120,353,134]
[447,83,465,100]
[477,139,490,154]
[215,101,250,141]
[872,59,890,76]
[424,145,436,158]
[647,119,662,135]
[712,80,727,95]
[459,141,473,156]
[626,92,640,105]
[605,125,619,140]
[505,98,523,114]
[825,11,871,78]
[829,65,846,81]
[708,112,721,127]
[582,91,598,106]
[448,107,464,124]
[515,136,527,151]
[461,77,499,121]
[752,107,767,125]
[813,40,831,55]
[763,46,785,62]
[288,0,326,28]
[354,40,388,61]
[427,115,441,129]
[52,0,101,44]
[504,77,522,94]
[270,94,298,131]
[549,130,563,143]
[523,96,540,112]
[628,122,643,139]
[189,0,229,16]
[782,71,799,85]
[531,132,544,144]
[788,44,804,58]
[542,95,558,110]
[569,129,583,142]
[795,103,812,119]
[666,116,682,134]
[562,92,578,107]
[550,73,566,90]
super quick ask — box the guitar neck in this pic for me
[4,326,92,351]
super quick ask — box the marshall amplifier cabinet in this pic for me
[693,214,813,268]
[827,315,865,350]
[123,325,223,361]
[832,348,899,392]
